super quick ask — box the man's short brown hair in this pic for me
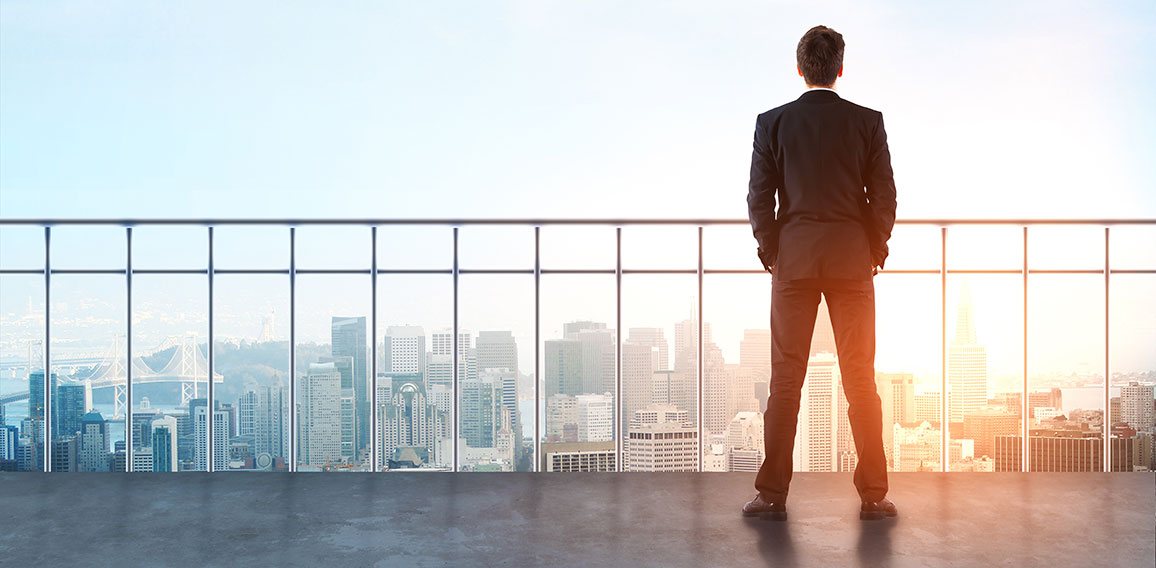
[796,26,845,87]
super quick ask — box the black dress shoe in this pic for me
[742,494,787,521]
[860,498,898,520]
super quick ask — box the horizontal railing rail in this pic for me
[0,218,1153,475]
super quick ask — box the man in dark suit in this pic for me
[742,25,898,521]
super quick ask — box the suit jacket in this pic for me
[747,89,897,282]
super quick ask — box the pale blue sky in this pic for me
[2,2,1155,380]
[2,0,1155,219]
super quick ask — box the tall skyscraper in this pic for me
[151,416,178,472]
[298,362,342,467]
[671,319,703,425]
[0,425,19,462]
[622,331,664,433]
[194,405,229,471]
[702,340,732,438]
[877,373,915,467]
[319,355,356,461]
[54,382,88,439]
[462,371,499,448]
[794,352,840,472]
[739,329,772,414]
[78,411,110,472]
[238,391,258,438]
[332,316,368,460]
[476,331,519,443]
[949,281,987,423]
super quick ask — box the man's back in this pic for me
[743,25,898,522]
[747,90,896,282]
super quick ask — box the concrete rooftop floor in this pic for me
[0,471,1152,567]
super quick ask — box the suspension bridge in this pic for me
[0,334,224,417]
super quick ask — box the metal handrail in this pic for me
[1,218,1153,475]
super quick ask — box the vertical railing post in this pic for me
[696,226,704,472]
[43,227,51,473]
[289,227,297,472]
[371,226,378,471]
[126,227,133,472]
[1104,227,1111,472]
[1022,226,1029,473]
[940,226,948,472]
[207,226,215,472]
[615,227,623,472]
[452,226,459,472]
[534,226,541,472]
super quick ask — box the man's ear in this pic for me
[838,65,844,78]
[797,65,804,77]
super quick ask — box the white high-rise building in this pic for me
[702,341,730,438]
[248,384,289,463]
[794,352,840,472]
[622,338,661,432]
[194,405,229,471]
[624,405,698,472]
[385,326,426,375]
[949,281,988,423]
[1120,382,1155,430]
[298,362,342,467]
[428,330,476,391]
[238,391,257,438]
[576,393,613,442]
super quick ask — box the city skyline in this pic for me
[3,286,1152,474]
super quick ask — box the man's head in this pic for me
[796,25,844,88]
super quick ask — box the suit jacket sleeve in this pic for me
[865,112,897,268]
[747,116,779,269]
